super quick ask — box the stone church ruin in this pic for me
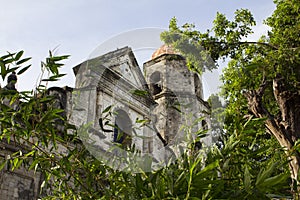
[0,45,212,199]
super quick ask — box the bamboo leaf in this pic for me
[260,173,289,188]
[256,162,277,187]
[0,160,7,170]
[244,165,251,192]
[16,57,31,65]
[102,105,112,113]
[196,160,219,178]
[1,61,7,80]
[15,50,24,61]
[17,65,31,75]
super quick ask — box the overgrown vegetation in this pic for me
[0,0,299,199]
[161,0,300,198]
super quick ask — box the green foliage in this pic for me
[1,1,298,198]
[161,0,300,197]
[161,9,256,74]
[0,48,292,199]
[0,50,31,80]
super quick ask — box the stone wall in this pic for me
[0,141,42,200]
[144,53,212,147]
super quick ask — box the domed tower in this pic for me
[144,44,211,146]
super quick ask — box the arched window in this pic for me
[150,71,162,95]
[113,109,132,147]
[194,74,203,98]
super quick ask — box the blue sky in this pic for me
[1,0,276,96]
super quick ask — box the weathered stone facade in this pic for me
[0,45,211,199]
[144,51,211,147]
[0,142,42,200]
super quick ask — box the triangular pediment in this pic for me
[110,62,139,87]
[96,47,148,90]
[74,46,150,93]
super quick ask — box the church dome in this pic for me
[151,44,181,59]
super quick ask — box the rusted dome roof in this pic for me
[151,44,181,59]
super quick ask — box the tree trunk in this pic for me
[244,75,300,196]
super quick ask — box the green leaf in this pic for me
[135,119,148,124]
[196,160,219,178]
[102,105,112,113]
[0,62,7,80]
[49,55,70,61]
[24,150,35,158]
[12,157,19,169]
[0,160,7,170]
[15,50,24,61]
[1,53,15,60]
[256,162,277,187]
[41,74,66,81]
[17,65,31,75]
[29,159,39,171]
[4,58,15,64]
[244,165,251,192]
[16,57,31,65]
[260,173,289,188]
[7,67,19,73]
[130,89,148,97]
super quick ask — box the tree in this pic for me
[161,0,300,196]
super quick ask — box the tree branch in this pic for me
[243,81,294,148]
